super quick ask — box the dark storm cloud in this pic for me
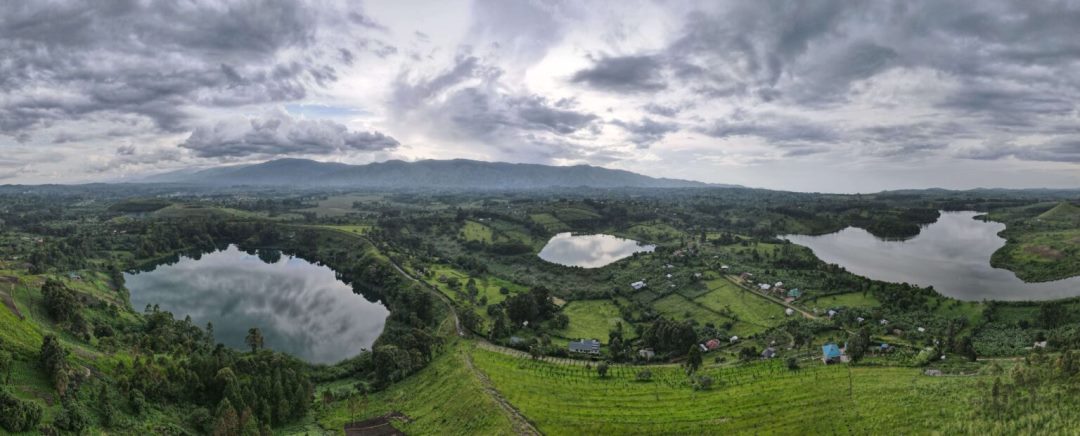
[0,1,361,140]
[180,111,399,159]
[570,55,666,92]
[612,118,679,148]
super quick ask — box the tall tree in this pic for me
[686,344,703,374]
[245,328,264,353]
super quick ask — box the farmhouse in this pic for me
[787,288,802,299]
[568,339,601,355]
[739,272,753,280]
[699,338,721,352]
[785,308,795,316]
[822,343,843,364]
[630,280,647,290]
[761,347,777,359]
[638,348,656,359]
[759,283,771,291]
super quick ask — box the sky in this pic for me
[1,0,1079,192]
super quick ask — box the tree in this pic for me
[847,327,871,363]
[39,334,68,394]
[41,279,81,325]
[636,369,652,381]
[786,357,800,371]
[1038,302,1066,329]
[686,344,703,374]
[957,335,977,362]
[0,350,12,384]
[245,327,264,353]
[0,389,43,432]
[212,398,240,436]
[597,361,609,378]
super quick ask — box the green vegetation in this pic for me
[471,346,980,434]
[557,300,632,343]
[2,183,1079,433]
[989,201,1080,281]
[311,341,515,435]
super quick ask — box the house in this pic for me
[917,327,926,333]
[774,281,784,288]
[568,339,601,355]
[856,317,865,324]
[1034,341,1048,349]
[720,265,730,271]
[761,347,777,359]
[630,280,647,291]
[785,308,795,316]
[638,348,656,360]
[739,272,753,281]
[787,288,802,299]
[729,336,739,344]
[693,272,703,279]
[827,309,838,318]
[822,343,843,364]
[704,338,721,351]
[759,283,771,291]
[879,319,889,326]
[509,336,525,345]
[67,272,82,281]
[665,273,673,279]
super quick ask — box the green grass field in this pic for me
[530,213,569,233]
[310,341,516,435]
[810,292,881,309]
[653,293,764,336]
[695,279,783,327]
[461,220,495,243]
[471,346,981,435]
[556,300,633,343]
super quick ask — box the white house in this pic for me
[785,308,795,316]
[759,283,771,291]
[630,281,647,290]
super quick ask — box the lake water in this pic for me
[125,245,389,363]
[537,233,655,268]
[783,211,1080,301]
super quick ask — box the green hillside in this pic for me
[1037,202,1080,222]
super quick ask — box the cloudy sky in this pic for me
[2,0,1079,192]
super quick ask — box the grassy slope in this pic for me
[310,341,516,435]
[990,202,1080,282]
[471,346,979,435]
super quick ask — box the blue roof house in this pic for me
[822,343,843,364]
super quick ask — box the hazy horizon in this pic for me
[2,1,1079,191]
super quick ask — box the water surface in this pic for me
[538,233,655,268]
[125,245,388,363]
[783,211,1080,301]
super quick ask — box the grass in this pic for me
[530,213,569,233]
[461,220,495,243]
[316,224,374,235]
[695,279,784,327]
[556,300,633,343]
[300,194,384,217]
[810,292,881,309]
[470,346,981,435]
[310,341,516,435]
[653,293,764,336]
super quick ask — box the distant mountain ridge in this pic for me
[139,158,720,190]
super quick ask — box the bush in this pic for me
[0,389,43,432]
[786,357,800,371]
[636,369,652,381]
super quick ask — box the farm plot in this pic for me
[471,346,981,435]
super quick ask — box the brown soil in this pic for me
[1024,245,1064,260]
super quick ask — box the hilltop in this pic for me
[139,158,721,190]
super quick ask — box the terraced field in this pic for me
[470,346,981,435]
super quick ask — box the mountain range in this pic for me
[138,158,718,190]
